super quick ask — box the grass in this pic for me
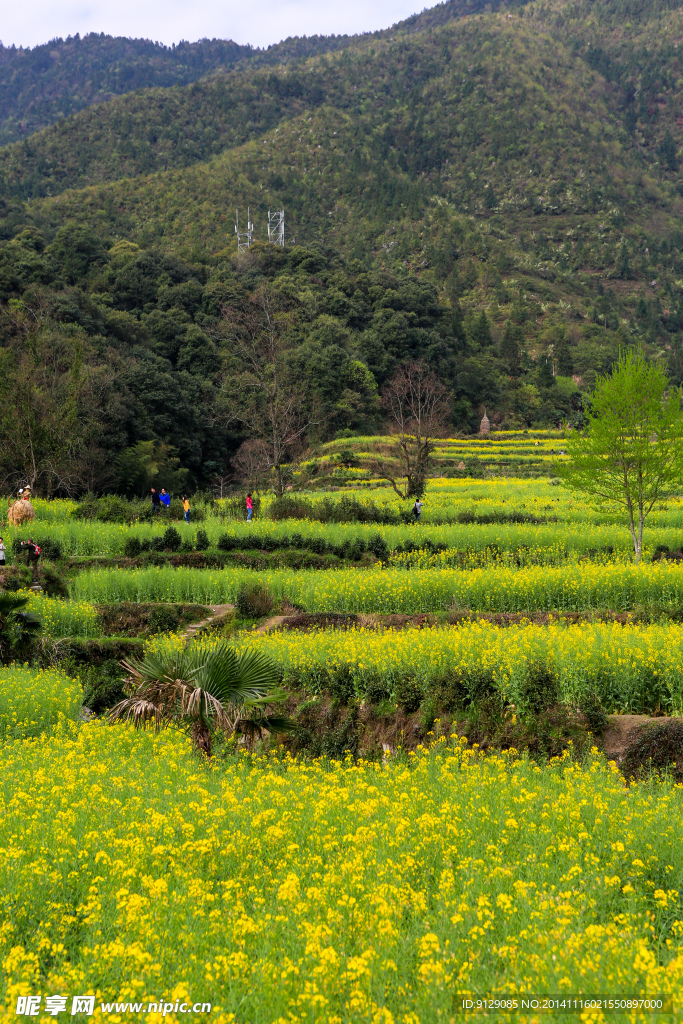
[0,726,681,1022]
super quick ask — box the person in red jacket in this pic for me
[246,494,253,522]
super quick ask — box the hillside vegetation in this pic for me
[0,0,519,146]
[0,0,682,492]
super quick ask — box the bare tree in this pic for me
[373,361,449,500]
[231,438,272,493]
[222,287,312,498]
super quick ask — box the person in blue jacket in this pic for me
[160,488,171,513]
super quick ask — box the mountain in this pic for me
[0,0,682,494]
[0,0,528,147]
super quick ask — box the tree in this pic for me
[660,130,678,172]
[231,438,272,492]
[560,350,683,562]
[222,287,312,498]
[536,355,554,389]
[0,324,93,496]
[555,332,574,376]
[372,361,448,500]
[500,322,522,376]
[114,439,188,496]
[110,642,292,757]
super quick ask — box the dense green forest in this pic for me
[1,0,682,494]
[0,0,520,146]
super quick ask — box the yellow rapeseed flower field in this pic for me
[0,727,682,1023]
[0,664,82,739]
[146,619,683,713]
[71,561,683,615]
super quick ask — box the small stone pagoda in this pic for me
[479,409,491,436]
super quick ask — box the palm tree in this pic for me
[109,641,292,757]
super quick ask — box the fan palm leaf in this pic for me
[110,640,292,756]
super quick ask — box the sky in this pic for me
[2,0,430,50]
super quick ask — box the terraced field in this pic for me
[2,431,683,1021]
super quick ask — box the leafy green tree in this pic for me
[560,350,683,562]
[660,130,678,172]
[115,440,188,497]
[500,322,522,376]
[555,332,574,376]
[110,641,292,757]
[537,355,554,389]
[48,224,108,285]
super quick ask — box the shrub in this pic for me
[123,536,142,558]
[36,565,68,598]
[463,667,497,706]
[195,528,210,551]
[581,692,609,736]
[395,676,422,713]
[367,533,389,560]
[217,533,237,551]
[365,676,391,705]
[477,691,506,728]
[519,660,561,716]
[621,720,683,783]
[150,536,165,552]
[433,670,467,711]
[12,537,62,561]
[162,526,182,552]
[268,495,400,524]
[36,537,62,560]
[325,664,356,705]
[347,538,366,561]
[80,659,127,714]
[73,494,133,523]
[169,498,185,521]
[215,494,261,519]
[147,605,182,634]
[235,583,274,618]
[268,496,314,521]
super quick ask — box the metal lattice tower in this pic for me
[235,208,253,252]
[267,208,285,247]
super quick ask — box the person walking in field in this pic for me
[182,495,190,523]
[246,493,253,522]
[412,498,423,522]
[160,488,171,513]
[151,488,161,515]
[0,537,5,567]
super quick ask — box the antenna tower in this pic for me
[267,208,285,247]
[235,208,253,252]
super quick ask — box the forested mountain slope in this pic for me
[0,0,682,494]
[3,4,682,326]
[0,0,523,146]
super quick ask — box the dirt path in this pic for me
[603,714,659,763]
[182,604,234,642]
[255,615,288,633]
[181,608,289,642]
